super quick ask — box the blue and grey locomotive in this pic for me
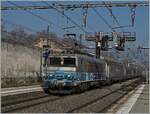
[42,54,105,93]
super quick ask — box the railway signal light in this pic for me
[42,45,50,65]
[101,35,109,51]
[86,31,136,54]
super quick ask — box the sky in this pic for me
[1,1,149,49]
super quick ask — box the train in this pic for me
[41,51,144,94]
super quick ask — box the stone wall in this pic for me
[1,41,41,87]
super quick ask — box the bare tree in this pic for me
[36,30,58,39]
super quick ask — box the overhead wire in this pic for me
[1,2,149,11]
[52,1,99,52]
[92,7,115,32]
[5,1,93,50]
[87,5,125,57]
[80,3,97,33]
[7,1,65,33]
[112,25,132,29]
[91,6,129,58]
[102,1,134,58]
[2,19,38,33]
[102,1,124,32]
[42,1,88,34]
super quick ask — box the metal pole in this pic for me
[40,49,42,78]
[45,25,49,78]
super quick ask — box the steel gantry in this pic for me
[1,2,149,10]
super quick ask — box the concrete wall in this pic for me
[1,41,41,78]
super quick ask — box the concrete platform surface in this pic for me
[1,85,42,96]
[115,83,149,114]
[130,83,149,113]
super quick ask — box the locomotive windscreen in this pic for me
[64,58,76,66]
[49,57,61,65]
[48,57,76,66]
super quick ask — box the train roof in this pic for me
[48,53,121,64]
[48,54,144,69]
[48,53,97,61]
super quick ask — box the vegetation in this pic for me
[1,22,59,47]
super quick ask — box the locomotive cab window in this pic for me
[49,57,61,66]
[64,58,76,66]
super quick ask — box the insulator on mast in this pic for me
[130,6,136,27]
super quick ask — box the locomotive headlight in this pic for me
[67,75,71,77]
[114,43,118,47]
[63,82,66,86]
[73,82,78,86]
[49,74,53,77]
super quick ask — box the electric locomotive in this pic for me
[42,54,106,94]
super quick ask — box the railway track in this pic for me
[67,78,141,113]
[2,91,47,106]
[1,91,64,113]
[67,88,124,112]
[1,78,141,113]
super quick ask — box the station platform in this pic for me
[130,83,149,113]
[116,82,149,113]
